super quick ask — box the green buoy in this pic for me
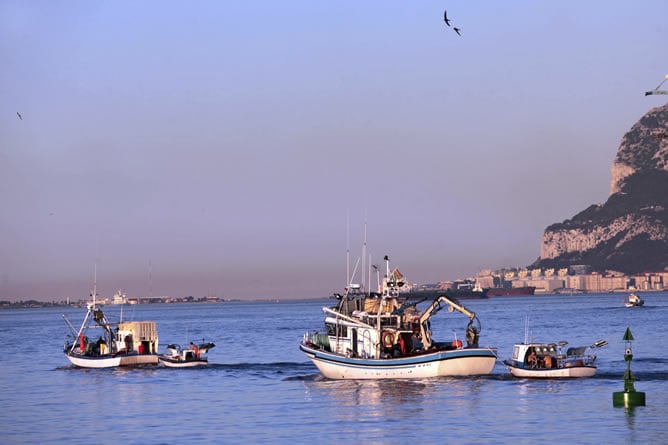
[613,327,646,407]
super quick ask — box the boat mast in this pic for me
[367,253,372,295]
[346,210,350,291]
[92,263,97,308]
[379,255,392,329]
[362,219,367,293]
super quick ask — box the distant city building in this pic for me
[465,266,666,294]
[569,265,590,275]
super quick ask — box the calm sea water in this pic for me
[1,292,666,444]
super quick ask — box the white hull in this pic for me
[66,352,158,368]
[301,344,496,380]
[66,353,122,368]
[159,357,208,368]
[505,364,596,378]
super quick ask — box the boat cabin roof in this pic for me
[515,343,558,356]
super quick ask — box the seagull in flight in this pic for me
[453,27,461,36]
[443,10,451,27]
[16,112,22,120]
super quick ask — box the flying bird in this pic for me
[443,10,451,27]
[16,112,22,120]
[453,27,461,36]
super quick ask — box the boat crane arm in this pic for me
[418,295,481,348]
[418,295,476,324]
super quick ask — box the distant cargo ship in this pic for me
[391,271,488,300]
[486,286,536,297]
[400,284,489,300]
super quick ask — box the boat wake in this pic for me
[595,370,668,381]
[56,364,668,381]
[204,361,317,378]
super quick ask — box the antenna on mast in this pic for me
[346,210,350,290]
[362,218,367,292]
[93,263,97,307]
[368,253,372,294]
[524,315,531,344]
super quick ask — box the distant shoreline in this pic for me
[3,290,666,309]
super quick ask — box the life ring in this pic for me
[382,331,395,348]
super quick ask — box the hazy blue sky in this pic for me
[2,1,666,301]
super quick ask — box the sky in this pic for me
[2,1,666,301]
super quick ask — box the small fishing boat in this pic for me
[504,339,608,378]
[159,342,216,368]
[300,255,498,380]
[63,282,159,368]
[625,292,644,308]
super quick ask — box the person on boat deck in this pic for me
[466,324,479,348]
[382,346,392,359]
[124,335,133,353]
[95,337,105,355]
[78,333,86,351]
[138,342,145,355]
[398,335,407,355]
[543,355,553,369]
[527,348,538,368]
[411,333,423,351]
[189,342,200,359]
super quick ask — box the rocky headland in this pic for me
[532,103,668,274]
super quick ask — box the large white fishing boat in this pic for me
[63,282,159,368]
[300,256,498,379]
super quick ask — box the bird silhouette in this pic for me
[16,112,22,120]
[443,10,451,27]
[454,27,461,36]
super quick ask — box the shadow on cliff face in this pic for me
[534,170,668,274]
[546,170,668,230]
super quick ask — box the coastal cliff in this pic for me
[533,103,668,274]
